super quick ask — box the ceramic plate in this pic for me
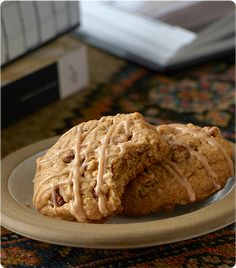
[1,137,235,249]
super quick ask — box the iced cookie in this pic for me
[122,123,234,216]
[33,113,169,222]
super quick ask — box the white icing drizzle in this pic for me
[82,127,99,159]
[168,124,234,175]
[39,170,70,186]
[39,151,61,165]
[70,125,86,222]
[98,195,108,216]
[67,172,73,193]
[39,127,77,165]
[34,180,69,209]
[124,116,130,135]
[163,160,196,202]
[51,184,58,207]
[207,137,234,176]
[156,124,234,182]
[189,148,221,189]
[94,116,131,215]
[156,124,234,194]
[170,140,221,190]
[117,144,125,156]
[94,122,117,215]
[35,115,132,221]
[95,123,117,195]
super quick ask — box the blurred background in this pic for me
[1,0,235,141]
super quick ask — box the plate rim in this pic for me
[1,137,235,249]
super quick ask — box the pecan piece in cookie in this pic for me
[62,152,75,163]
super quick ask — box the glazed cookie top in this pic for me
[156,123,234,202]
[33,112,168,222]
[122,123,234,217]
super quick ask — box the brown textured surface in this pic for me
[122,123,234,216]
[33,112,169,222]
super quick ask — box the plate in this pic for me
[1,137,235,249]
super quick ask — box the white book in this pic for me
[68,1,80,26]
[1,26,7,65]
[19,1,39,49]
[113,1,234,30]
[76,1,235,70]
[53,1,69,32]
[1,1,80,66]
[2,2,25,60]
[36,1,56,42]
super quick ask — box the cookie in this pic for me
[122,123,234,216]
[33,112,169,222]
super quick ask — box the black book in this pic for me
[1,35,89,128]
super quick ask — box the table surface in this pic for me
[1,38,235,267]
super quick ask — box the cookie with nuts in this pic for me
[33,112,169,222]
[122,123,234,216]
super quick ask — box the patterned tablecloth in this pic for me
[1,41,235,267]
